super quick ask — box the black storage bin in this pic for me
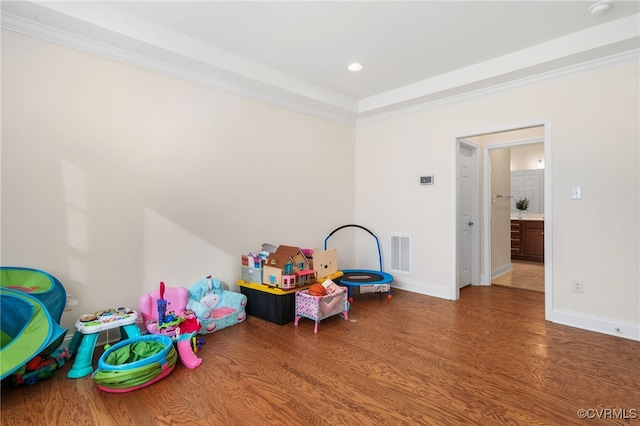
[238,281,301,325]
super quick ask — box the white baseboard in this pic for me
[549,308,640,341]
[391,278,454,300]
[491,263,513,280]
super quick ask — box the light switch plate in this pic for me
[420,176,434,185]
[571,187,582,200]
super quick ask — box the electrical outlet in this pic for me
[572,280,583,293]
[65,294,78,311]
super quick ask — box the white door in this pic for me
[458,144,474,288]
[511,170,543,214]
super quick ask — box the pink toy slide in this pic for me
[176,331,202,369]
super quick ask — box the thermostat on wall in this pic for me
[420,175,434,185]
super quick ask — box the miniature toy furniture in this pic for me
[294,286,349,333]
[186,276,247,334]
[67,308,141,379]
[139,285,189,336]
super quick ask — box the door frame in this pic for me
[456,139,481,292]
[483,136,544,279]
[453,118,552,319]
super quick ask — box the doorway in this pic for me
[493,260,545,292]
[454,119,552,316]
[491,141,545,292]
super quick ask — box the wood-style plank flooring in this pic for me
[493,260,545,293]
[2,286,639,425]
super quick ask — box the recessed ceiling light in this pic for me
[348,62,363,72]
[589,1,612,15]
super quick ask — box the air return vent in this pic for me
[390,234,411,275]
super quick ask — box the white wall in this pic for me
[2,29,639,340]
[511,143,545,171]
[1,30,356,332]
[356,62,639,338]
[489,148,511,272]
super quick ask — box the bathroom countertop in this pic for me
[511,215,544,221]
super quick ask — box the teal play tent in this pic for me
[0,267,67,380]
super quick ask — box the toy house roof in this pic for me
[276,245,301,257]
[265,245,311,270]
[264,252,291,268]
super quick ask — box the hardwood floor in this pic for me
[2,286,639,425]
[493,260,545,292]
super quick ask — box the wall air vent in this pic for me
[390,234,411,275]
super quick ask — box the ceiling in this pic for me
[2,1,639,124]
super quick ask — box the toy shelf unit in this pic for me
[294,286,349,333]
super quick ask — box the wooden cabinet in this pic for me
[511,221,523,256]
[511,220,544,262]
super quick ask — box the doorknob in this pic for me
[468,221,474,226]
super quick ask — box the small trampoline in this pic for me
[324,225,393,302]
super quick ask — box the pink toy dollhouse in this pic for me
[262,245,317,289]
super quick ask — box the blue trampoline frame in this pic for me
[324,224,393,300]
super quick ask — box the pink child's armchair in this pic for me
[139,286,189,336]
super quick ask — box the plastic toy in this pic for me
[67,308,142,379]
[186,276,247,334]
[157,281,168,326]
[324,225,394,302]
[294,284,349,333]
[12,348,70,386]
[0,267,68,380]
[93,334,177,393]
[139,284,190,336]
[179,309,201,334]
[174,329,202,369]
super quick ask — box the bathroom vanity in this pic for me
[511,218,544,263]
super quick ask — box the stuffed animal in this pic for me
[186,276,247,334]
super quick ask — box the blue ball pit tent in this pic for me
[0,267,68,380]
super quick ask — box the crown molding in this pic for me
[356,48,640,125]
[2,12,638,127]
[0,13,359,126]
